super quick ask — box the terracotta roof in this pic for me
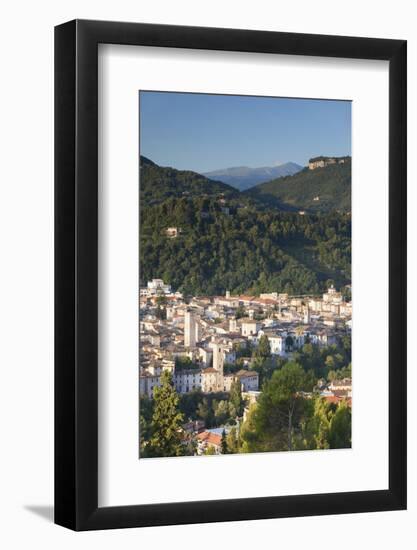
[196,431,222,446]
[202,367,218,374]
[332,390,349,398]
[237,295,256,302]
[149,295,177,302]
[252,298,277,305]
[324,395,352,407]
[235,369,258,378]
[331,378,352,386]
[324,395,340,405]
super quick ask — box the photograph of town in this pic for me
[139,91,352,458]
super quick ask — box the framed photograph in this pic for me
[55,20,406,530]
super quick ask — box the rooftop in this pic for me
[201,367,218,374]
[196,431,222,446]
[235,369,258,378]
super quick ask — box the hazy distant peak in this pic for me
[204,162,303,191]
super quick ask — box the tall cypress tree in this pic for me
[146,370,185,457]
[221,429,228,454]
[328,401,351,449]
[255,334,271,358]
[229,379,243,417]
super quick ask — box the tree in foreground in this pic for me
[139,395,154,456]
[204,445,217,455]
[229,379,244,417]
[155,305,167,320]
[255,334,271,359]
[295,397,351,450]
[221,429,228,454]
[296,397,331,450]
[285,335,294,352]
[144,370,186,457]
[328,400,351,448]
[240,362,314,453]
[225,426,240,454]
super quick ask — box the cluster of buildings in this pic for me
[139,279,352,400]
[317,377,352,407]
[308,156,349,170]
[140,319,259,399]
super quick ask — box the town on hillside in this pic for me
[139,278,352,457]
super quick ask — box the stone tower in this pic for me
[212,341,224,391]
[194,319,201,344]
[184,310,196,348]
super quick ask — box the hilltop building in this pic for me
[308,156,349,170]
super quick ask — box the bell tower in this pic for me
[303,305,310,325]
[212,341,224,391]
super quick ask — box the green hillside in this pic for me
[244,159,351,213]
[139,158,351,296]
[140,156,240,206]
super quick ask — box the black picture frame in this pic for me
[55,19,407,531]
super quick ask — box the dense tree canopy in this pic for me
[245,160,351,214]
[140,196,351,296]
[240,362,315,452]
[140,155,238,205]
[140,158,351,296]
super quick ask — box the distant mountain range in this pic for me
[204,162,303,191]
[140,155,351,214]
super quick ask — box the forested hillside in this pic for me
[244,159,351,213]
[140,156,239,205]
[140,158,351,296]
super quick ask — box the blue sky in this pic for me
[139,91,351,173]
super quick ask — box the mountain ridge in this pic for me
[204,162,303,191]
[140,155,351,214]
[139,155,241,206]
